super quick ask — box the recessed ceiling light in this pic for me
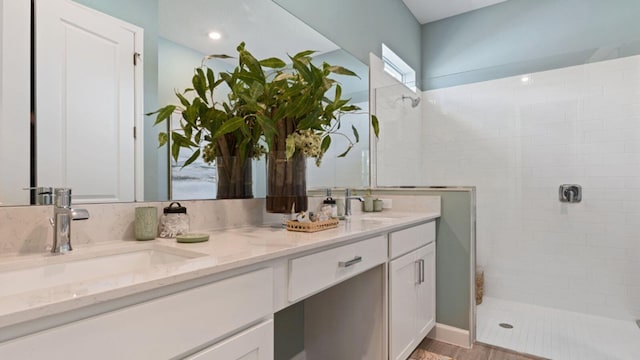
[208,32,222,40]
[521,75,530,83]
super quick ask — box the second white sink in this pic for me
[0,244,205,298]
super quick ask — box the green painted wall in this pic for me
[273,0,422,90]
[431,191,474,330]
[421,0,640,89]
[372,189,475,330]
[157,37,235,107]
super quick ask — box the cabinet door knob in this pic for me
[339,256,362,267]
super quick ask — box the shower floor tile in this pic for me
[476,297,640,360]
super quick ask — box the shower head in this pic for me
[401,95,421,108]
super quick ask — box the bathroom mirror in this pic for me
[0,0,369,206]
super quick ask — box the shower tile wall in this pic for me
[421,55,640,320]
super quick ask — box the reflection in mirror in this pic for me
[157,0,370,200]
[0,0,370,206]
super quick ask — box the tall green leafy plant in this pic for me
[150,42,379,204]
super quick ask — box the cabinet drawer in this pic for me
[186,320,273,360]
[0,268,273,359]
[389,221,435,259]
[288,235,387,302]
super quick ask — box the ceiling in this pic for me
[402,0,509,24]
[158,0,339,62]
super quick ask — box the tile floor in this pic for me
[476,296,640,360]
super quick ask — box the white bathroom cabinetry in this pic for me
[0,268,274,359]
[389,222,436,360]
[0,214,440,360]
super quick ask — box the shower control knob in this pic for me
[559,184,582,203]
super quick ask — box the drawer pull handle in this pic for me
[416,259,425,284]
[339,256,362,268]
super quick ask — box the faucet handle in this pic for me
[23,186,54,205]
[54,188,72,207]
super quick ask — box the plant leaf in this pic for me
[152,105,176,125]
[326,65,359,78]
[203,54,234,60]
[175,92,191,107]
[352,125,359,143]
[274,72,294,82]
[371,115,380,138]
[182,148,201,168]
[293,50,316,59]
[206,67,216,93]
[192,70,208,103]
[337,144,353,158]
[158,132,168,147]
[321,135,331,154]
[212,117,245,138]
[259,57,286,68]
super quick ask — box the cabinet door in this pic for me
[389,251,419,360]
[415,242,436,339]
[186,320,273,360]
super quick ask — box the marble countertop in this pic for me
[0,211,439,329]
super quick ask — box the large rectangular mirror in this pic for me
[0,0,369,207]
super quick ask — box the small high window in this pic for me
[382,44,416,91]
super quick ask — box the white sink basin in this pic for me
[0,244,205,298]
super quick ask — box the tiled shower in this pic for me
[376,54,640,358]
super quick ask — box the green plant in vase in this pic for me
[149,54,264,199]
[150,42,380,209]
[226,44,379,212]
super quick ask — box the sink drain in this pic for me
[499,323,514,329]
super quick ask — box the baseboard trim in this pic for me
[290,350,306,360]
[427,323,471,349]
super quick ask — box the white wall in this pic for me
[370,54,424,187]
[421,55,640,320]
[307,101,370,189]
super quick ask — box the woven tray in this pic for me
[286,218,339,232]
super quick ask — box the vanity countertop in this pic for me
[0,211,439,329]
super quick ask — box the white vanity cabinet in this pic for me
[0,268,274,360]
[389,222,436,360]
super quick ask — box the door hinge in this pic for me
[133,52,141,66]
[133,126,137,139]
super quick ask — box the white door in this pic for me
[415,242,436,339]
[35,0,142,203]
[389,250,419,360]
[0,0,30,205]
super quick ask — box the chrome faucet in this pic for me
[344,189,365,217]
[50,188,89,253]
